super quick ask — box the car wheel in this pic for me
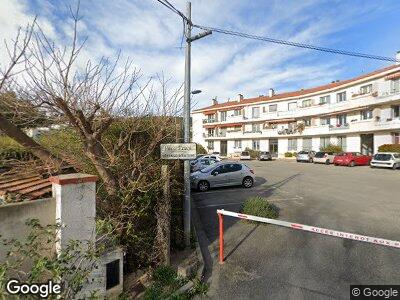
[197,181,210,192]
[370,165,375,169]
[242,177,254,188]
[348,161,355,167]
[325,159,330,165]
[309,158,313,163]
[392,163,398,170]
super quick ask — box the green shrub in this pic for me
[284,152,293,157]
[245,147,260,159]
[320,144,343,153]
[196,143,207,155]
[242,196,279,219]
[378,144,400,153]
[153,266,177,286]
[0,136,32,162]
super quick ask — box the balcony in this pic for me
[203,118,218,124]
[329,123,349,131]
[243,130,262,135]
[203,131,227,138]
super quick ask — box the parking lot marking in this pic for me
[217,209,400,263]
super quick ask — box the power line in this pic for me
[154,0,398,63]
[193,24,399,63]
[155,0,191,24]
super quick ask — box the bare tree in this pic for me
[0,21,64,169]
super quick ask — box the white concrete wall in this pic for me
[374,133,393,153]
[347,135,361,152]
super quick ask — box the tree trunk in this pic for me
[0,113,64,168]
[154,164,171,266]
[85,138,118,197]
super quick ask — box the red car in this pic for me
[333,152,372,167]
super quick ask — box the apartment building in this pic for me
[191,60,400,158]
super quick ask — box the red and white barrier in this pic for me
[217,209,400,264]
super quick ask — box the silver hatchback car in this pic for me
[190,161,255,192]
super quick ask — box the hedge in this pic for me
[378,144,400,153]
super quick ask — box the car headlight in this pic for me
[191,175,199,180]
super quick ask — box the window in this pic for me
[208,129,214,137]
[320,137,331,149]
[337,114,347,125]
[269,104,277,112]
[252,140,260,150]
[252,107,260,118]
[320,117,330,125]
[302,138,312,151]
[360,84,372,94]
[226,164,242,172]
[337,92,347,102]
[252,123,261,132]
[302,118,311,127]
[391,79,400,94]
[233,109,242,116]
[288,138,297,151]
[393,132,400,144]
[360,110,373,120]
[288,102,297,111]
[207,114,216,122]
[337,136,347,151]
[207,141,214,150]
[106,260,120,290]
[221,111,227,122]
[234,140,242,148]
[302,99,312,107]
[392,105,400,118]
[319,95,330,104]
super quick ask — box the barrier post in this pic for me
[218,212,224,264]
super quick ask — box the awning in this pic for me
[385,72,400,80]
[203,110,217,115]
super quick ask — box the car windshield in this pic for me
[298,151,307,154]
[260,152,269,155]
[241,151,249,156]
[374,154,392,161]
[315,152,325,158]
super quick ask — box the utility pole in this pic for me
[183,1,211,247]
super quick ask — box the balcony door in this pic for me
[269,139,278,157]
[220,141,227,157]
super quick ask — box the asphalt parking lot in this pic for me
[192,160,400,300]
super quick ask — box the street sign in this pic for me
[160,143,197,160]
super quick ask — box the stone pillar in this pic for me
[49,173,98,252]
[49,173,101,298]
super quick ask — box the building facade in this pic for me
[191,63,400,158]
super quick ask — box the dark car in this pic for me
[258,151,272,161]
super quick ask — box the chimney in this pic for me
[238,94,244,101]
[268,88,275,97]
[396,51,400,65]
[212,97,218,105]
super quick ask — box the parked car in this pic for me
[313,152,336,165]
[333,152,372,167]
[190,158,218,172]
[258,151,272,161]
[190,161,255,192]
[296,151,316,163]
[191,154,221,166]
[370,152,400,170]
[240,151,251,160]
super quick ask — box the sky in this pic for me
[1,0,400,110]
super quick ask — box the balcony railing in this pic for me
[329,123,349,131]
[203,118,218,124]
[243,130,262,134]
[203,132,227,138]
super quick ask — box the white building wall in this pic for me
[278,138,288,157]
[192,113,205,147]
[346,135,361,152]
[260,139,269,151]
[374,133,393,153]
